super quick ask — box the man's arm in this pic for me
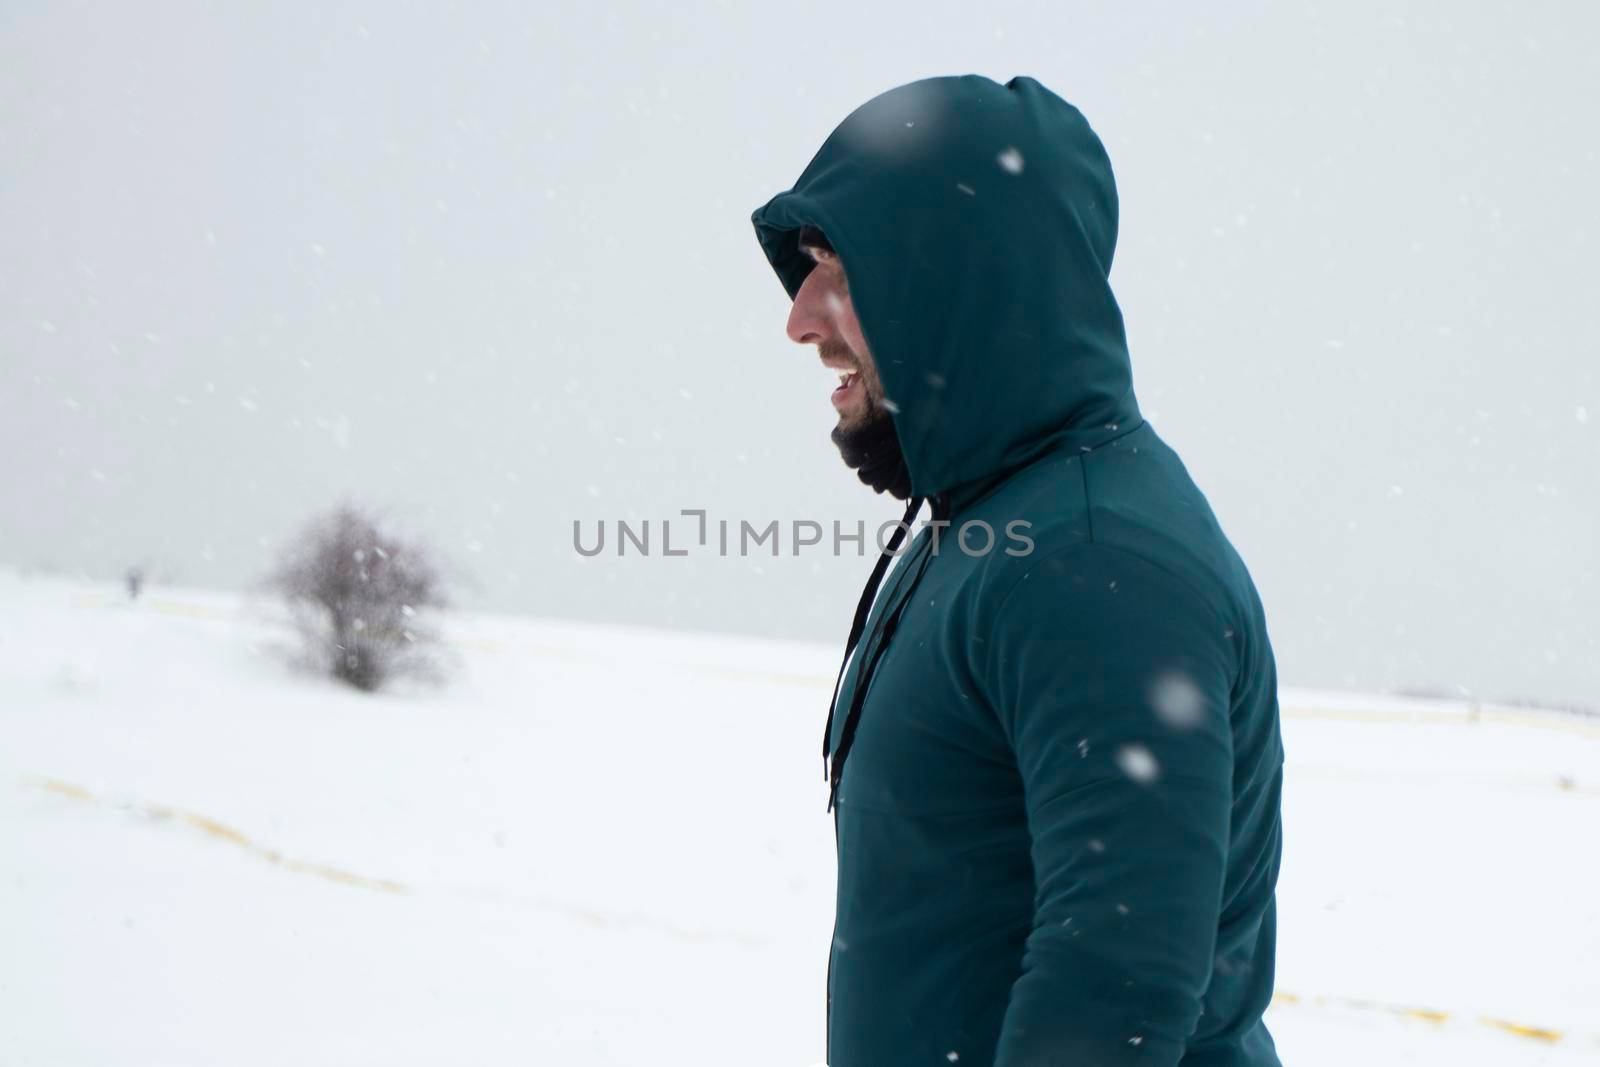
[977,542,1237,1066]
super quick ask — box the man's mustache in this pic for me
[820,339,858,371]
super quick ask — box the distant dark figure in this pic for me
[126,566,144,601]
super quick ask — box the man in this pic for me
[750,75,1285,1066]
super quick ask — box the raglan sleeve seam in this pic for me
[978,539,1240,702]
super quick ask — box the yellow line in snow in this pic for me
[18,775,767,947]
[1481,1016,1565,1043]
[17,779,1590,1032]
[1270,990,1585,1046]
[23,777,408,896]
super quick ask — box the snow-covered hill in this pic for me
[2,569,1596,1065]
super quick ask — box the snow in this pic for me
[2,569,1596,1065]
[996,147,1025,175]
[1113,742,1160,784]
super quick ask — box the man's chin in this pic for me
[831,408,913,499]
[832,409,884,449]
[834,412,870,437]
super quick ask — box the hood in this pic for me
[751,74,1142,505]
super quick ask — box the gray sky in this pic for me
[3,1,1596,709]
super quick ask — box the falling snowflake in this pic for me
[996,146,1025,174]
[1114,743,1160,784]
[1151,671,1205,729]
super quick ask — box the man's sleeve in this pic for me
[976,542,1237,1067]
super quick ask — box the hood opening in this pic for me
[752,73,1143,504]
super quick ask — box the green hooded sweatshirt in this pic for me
[751,75,1284,1066]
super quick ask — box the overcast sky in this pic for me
[3,0,1596,709]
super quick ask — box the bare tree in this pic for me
[267,503,450,692]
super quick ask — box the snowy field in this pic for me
[2,568,1596,1066]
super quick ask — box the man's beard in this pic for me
[832,408,913,500]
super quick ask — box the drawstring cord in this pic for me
[822,495,924,784]
[823,493,949,812]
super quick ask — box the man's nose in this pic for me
[786,269,833,346]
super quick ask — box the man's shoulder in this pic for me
[956,486,1242,636]
[952,420,1207,548]
[941,422,1255,614]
